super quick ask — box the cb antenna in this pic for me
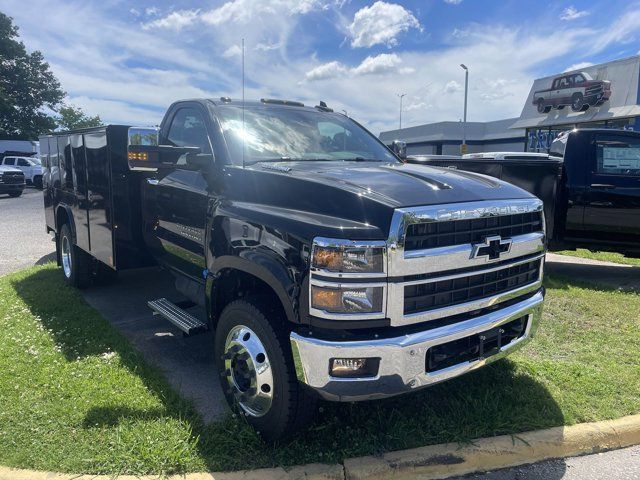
[241,38,245,169]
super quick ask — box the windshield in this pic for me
[216,105,397,165]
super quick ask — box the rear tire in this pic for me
[33,176,43,189]
[8,191,22,197]
[214,298,316,442]
[59,223,91,289]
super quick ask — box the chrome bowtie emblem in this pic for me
[471,235,512,260]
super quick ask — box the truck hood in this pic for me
[221,161,535,241]
[246,161,533,208]
[0,165,22,173]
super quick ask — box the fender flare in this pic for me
[55,204,76,240]
[206,254,299,325]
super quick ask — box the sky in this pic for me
[3,0,640,135]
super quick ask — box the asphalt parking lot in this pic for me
[0,188,55,276]
[1,188,638,478]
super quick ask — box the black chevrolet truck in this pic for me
[41,98,546,440]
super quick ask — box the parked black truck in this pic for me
[41,98,546,440]
[406,129,640,256]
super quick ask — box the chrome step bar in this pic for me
[147,298,208,335]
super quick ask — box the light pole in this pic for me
[460,64,468,154]
[397,93,406,130]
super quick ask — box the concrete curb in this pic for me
[0,415,638,480]
[343,414,640,480]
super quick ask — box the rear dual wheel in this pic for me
[214,299,316,442]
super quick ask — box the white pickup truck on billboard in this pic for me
[532,72,611,113]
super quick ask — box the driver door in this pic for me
[146,105,214,280]
[583,132,640,244]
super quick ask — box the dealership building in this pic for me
[379,55,640,155]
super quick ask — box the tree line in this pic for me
[0,12,102,140]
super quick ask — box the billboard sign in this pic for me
[511,56,640,130]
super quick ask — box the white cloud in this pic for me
[351,53,402,75]
[223,45,243,58]
[348,1,421,48]
[255,42,282,51]
[451,28,469,38]
[406,102,428,111]
[66,96,162,125]
[305,61,348,81]
[129,8,140,17]
[590,9,640,53]
[444,80,462,94]
[564,61,594,72]
[560,6,589,21]
[142,0,333,28]
[305,53,404,81]
[142,10,199,31]
[145,7,160,17]
[444,0,463,4]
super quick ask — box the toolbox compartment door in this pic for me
[84,130,115,267]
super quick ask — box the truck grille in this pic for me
[0,172,24,184]
[386,200,545,327]
[404,258,541,315]
[585,85,603,96]
[404,211,543,251]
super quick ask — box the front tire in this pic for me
[571,93,585,112]
[214,299,316,442]
[8,190,22,197]
[59,223,91,289]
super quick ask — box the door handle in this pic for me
[146,178,159,186]
[590,183,616,189]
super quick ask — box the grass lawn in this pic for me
[0,265,639,475]
[556,248,640,267]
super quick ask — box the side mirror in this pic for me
[185,152,213,171]
[391,140,407,160]
[127,126,201,171]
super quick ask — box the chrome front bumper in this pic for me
[291,290,544,402]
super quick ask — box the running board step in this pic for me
[147,298,208,335]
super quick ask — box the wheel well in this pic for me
[55,207,70,234]
[211,269,287,327]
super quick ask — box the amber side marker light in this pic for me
[329,357,380,378]
[128,151,149,161]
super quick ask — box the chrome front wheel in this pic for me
[223,325,274,417]
[61,234,72,278]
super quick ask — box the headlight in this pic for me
[310,238,387,319]
[311,239,385,274]
[311,284,384,314]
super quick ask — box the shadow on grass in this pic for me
[11,267,567,475]
[83,406,168,428]
[545,260,640,294]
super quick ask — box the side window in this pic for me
[595,135,640,176]
[4,157,15,165]
[17,158,30,167]
[167,108,212,155]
